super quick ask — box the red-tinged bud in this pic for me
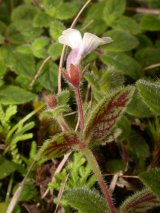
[44,94,57,109]
[70,64,80,87]
[62,64,80,88]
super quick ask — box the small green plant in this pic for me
[39,27,135,213]
[49,152,96,191]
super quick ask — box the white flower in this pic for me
[58,28,112,71]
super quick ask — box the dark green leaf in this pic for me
[114,16,141,35]
[117,116,131,140]
[141,15,160,31]
[127,90,153,118]
[0,85,35,104]
[135,48,160,67]
[63,187,109,213]
[105,159,126,173]
[104,30,139,52]
[139,169,160,197]
[101,53,143,79]
[128,130,150,160]
[0,156,17,180]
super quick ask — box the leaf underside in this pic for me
[84,86,135,142]
[40,131,81,159]
[63,187,109,213]
[120,188,160,213]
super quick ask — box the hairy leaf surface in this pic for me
[40,131,81,159]
[120,188,160,213]
[84,86,135,142]
[63,187,109,213]
[137,80,160,115]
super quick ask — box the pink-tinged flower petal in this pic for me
[58,28,82,49]
[66,49,81,71]
[80,33,112,57]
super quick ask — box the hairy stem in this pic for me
[82,147,116,213]
[58,115,70,131]
[75,87,84,130]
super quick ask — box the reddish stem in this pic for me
[82,148,116,213]
[75,87,84,130]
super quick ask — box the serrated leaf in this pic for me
[63,187,109,213]
[16,44,32,55]
[84,86,135,142]
[101,53,143,79]
[40,131,81,159]
[139,169,160,197]
[33,11,52,28]
[43,0,63,17]
[11,4,38,21]
[103,0,126,25]
[127,90,153,118]
[0,85,35,104]
[56,2,80,20]
[7,20,42,43]
[141,15,160,31]
[6,50,35,77]
[104,30,139,52]
[38,61,58,92]
[48,42,62,60]
[82,2,107,35]
[120,188,160,213]
[32,37,49,58]
[137,80,160,115]
[49,20,65,40]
